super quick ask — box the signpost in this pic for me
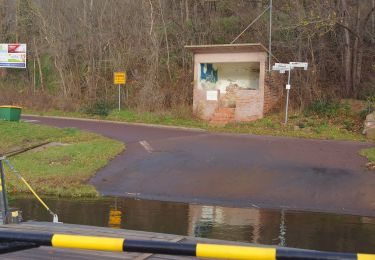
[114,72,126,111]
[272,62,308,124]
[0,44,27,68]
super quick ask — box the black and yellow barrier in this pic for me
[0,230,374,259]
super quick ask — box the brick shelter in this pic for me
[185,43,282,125]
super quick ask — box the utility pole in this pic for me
[372,0,374,43]
[268,0,272,71]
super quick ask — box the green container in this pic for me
[0,106,22,122]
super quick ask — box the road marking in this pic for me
[22,119,39,123]
[125,192,140,197]
[139,140,154,153]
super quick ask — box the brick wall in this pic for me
[263,71,285,114]
[235,89,263,121]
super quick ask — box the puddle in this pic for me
[9,197,375,254]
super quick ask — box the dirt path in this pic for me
[23,115,375,216]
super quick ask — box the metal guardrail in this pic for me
[0,230,373,259]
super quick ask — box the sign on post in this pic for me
[0,44,27,68]
[114,72,126,111]
[289,62,308,70]
[114,72,126,85]
[273,62,308,124]
[272,63,290,74]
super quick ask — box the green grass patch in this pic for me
[0,120,89,154]
[0,121,124,197]
[360,147,375,163]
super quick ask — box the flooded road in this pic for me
[10,197,375,254]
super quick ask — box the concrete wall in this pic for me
[193,52,267,121]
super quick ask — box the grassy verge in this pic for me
[213,113,365,141]
[361,148,375,164]
[24,107,209,129]
[0,121,124,197]
[24,105,368,142]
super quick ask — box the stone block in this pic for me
[363,112,375,140]
[366,112,375,122]
[366,127,375,140]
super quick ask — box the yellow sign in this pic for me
[108,209,122,229]
[114,72,126,85]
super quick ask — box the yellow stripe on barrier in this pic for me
[52,234,124,251]
[196,244,276,260]
[358,254,375,260]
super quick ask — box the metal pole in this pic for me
[284,69,291,125]
[0,158,9,223]
[268,0,272,71]
[118,84,121,111]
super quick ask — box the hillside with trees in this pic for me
[0,0,374,113]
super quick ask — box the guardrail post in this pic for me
[0,157,9,224]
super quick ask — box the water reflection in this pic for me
[10,197,375,254]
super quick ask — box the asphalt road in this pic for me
[23,115,375,216]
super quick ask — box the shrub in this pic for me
[83,100,113,116]
[359,96,375,119]
[314,122,329,134]
[304,100,343,117]
[343,119,355,131]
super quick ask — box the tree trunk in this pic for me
[341,0,352,97]
[185,0,189,22]
[159,0,172,81]
[33,59,36,94]
[33,37,44,92]
[352,2,360,95]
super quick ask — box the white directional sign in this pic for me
[273,63,290,69]
[289,62,308,70]
[272,63,290,73]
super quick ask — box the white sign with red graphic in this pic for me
[0,44,27,68]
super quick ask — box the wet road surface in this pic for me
[23,116,375,216]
